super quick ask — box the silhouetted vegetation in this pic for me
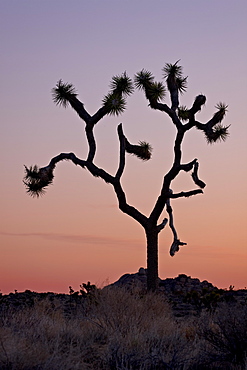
[0,282,246,369]
[24,61,229,291]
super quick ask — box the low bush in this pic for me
[0,286,246,369]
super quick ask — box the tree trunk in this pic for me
[146,228,159,291]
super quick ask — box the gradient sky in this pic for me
[1,0,247,294]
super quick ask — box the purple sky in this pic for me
[1,1,247,293]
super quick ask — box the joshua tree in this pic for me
[23,61,229,291]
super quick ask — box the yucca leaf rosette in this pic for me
[162,61,187,93]
[178,106,190,121]
[134,70,166,102]
[125,140,153,161]
[110,72,134,96]
[102,72,133,116]
[52,80,77,108]
[102,92,126,116]
[205,124,230,144]
[206,103,229,144]
[213,102,228,123]
[23,165,55,197]
[134,69,155,90]
[145,81,166,102]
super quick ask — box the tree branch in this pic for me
[166,197,187,256]
[90,106,110,125]
[86,162,116,184]
[149,129,184,224]
[69,96,91,123]
[170,239,187,257]
[195,103,229,143]
[157,218,168,233]
[113,182,148,228]
[24,148,148,229]
[23,151,117,197]
[162,61,187,112]
[50,152,87,168]
[85,124,97,162]
[190,94,206,115]
[167,78,179,111]
[169,189,203,199]
[191,160,206,188]
[181,95,206,131]
[115,124,126,180]
[149,101,183,129]
[23,153,87,197]
[180,159,197,172]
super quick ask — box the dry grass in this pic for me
[0,286,246,369]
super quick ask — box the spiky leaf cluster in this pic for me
[206,124,230,144]
[146,81,166,102]
[52,80,77,108]
[110,72,134,96]
[178,106,190,121]
[176,76,187,93]
[213,102,228,123]
[102,93,126,116]
[126,141,153,161]
[162,61,187,93]
[134,69,154,90]
[138,141,153,160]
[134,70,166,102]
[163,61,183,79]
[23,165,54,197]
[102,72,133,116]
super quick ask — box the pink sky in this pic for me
[1,1,247,293]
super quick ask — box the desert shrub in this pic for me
[91,287,192,369]
[0,295,103,369]
[0,287,246,369]
[183,288,223,314]
[197,302,247,369]
[0,288,192,369]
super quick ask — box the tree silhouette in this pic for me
[24,61,229,291]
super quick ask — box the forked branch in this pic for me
[23,152,117,197]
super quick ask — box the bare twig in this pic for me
[169,189,203,199]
